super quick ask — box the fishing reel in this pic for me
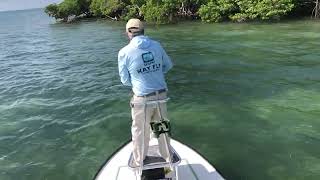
[150,120,171,138]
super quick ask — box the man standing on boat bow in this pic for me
[118,19,173,167]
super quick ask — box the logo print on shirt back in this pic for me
[142,52,155,66]
[137,51,161,74]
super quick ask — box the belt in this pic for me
[137,89,167,97]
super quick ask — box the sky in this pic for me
[0,0,63,12]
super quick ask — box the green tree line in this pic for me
[45,0,317,23]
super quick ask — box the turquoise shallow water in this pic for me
[0,9,320,180]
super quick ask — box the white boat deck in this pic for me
[94,139,224,180]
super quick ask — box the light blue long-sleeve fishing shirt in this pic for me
[118,35,173,96]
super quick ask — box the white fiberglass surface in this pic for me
[95,139,224,180]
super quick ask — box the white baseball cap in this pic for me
[126,18,144,33]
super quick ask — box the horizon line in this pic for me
[0,7,46,13]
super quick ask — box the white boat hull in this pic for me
[94,139,224,180]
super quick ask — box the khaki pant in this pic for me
[130,92,170,166]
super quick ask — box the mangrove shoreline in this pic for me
[45,0,319,24]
